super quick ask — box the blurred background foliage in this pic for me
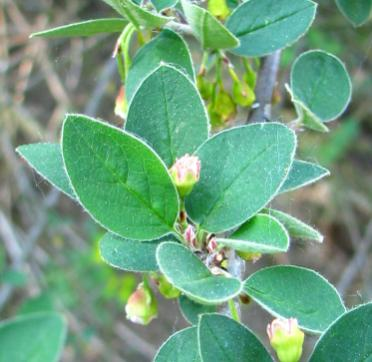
[0,0,371,361]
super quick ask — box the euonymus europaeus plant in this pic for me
[6,0,372,361]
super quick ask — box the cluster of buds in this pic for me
[267,318,304,362]
[170,154,201,197]
[125,282,157,325]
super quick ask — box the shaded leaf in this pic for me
[62,114,179,241]
[126,28,194,103]
[16,143,75,198]
[198,314,272,362]
[152,0,178,11]
[244,265,346,333]
[126,64,209,166]
[179,295,217,325]
[335,0,372,27]
[279,160,330,194]
[31,18,127,38]
[309,303,372,361]
[186,123,296,233]
[226,0,317,57]
[217,214,289,254]
[156,242,242,304]
[0,312,67,362]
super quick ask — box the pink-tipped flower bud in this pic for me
[170,154,201,197]
[267,318,304,362]
[207,238,218,253]
[184,225,197,249]
[125,282,157,325]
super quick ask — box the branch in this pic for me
[167,21,194,36]
[248,50,281,124]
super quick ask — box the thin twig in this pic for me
[248,50,281,124]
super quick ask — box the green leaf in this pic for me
[126,29,194,103]
[156,242,242,304]
[62,114,179,241]
[16,143,75,198]
[226,0,317,57]
[101,0,171,28]
[181,0,239,49]
[99,233,168,272]
[290,50,352,124]
[0,312,67,362]
[244,265,346,333]
[179,295,217,325]
[154,326,201,362]
[217,214,289,254]
[309,303,372,361]
[279,160,330,194]
[126,65,209,166]
[198,314,272,362]
[152,0,178,12]
[264,209,323,243]
[30,18,127,38]
[336,0,372,27]
[186,123,296,233]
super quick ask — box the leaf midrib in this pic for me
[234,4,314,38]
[70,123,173,229]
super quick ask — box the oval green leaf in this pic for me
[154,326,201,362]
[198,314,272,362]
[16,143,75,198]
[309,303,372,361]
[126,65,209,166]
[291,50,352,123]
[30,18,127,38]
[101,0,171,28]
[226,0,317,57]
[156,242,242,304]
[62,114,179,241]
[99,233,170,272]
[181,0,239,50]
[186,123,296,233]
[217,214,289,254]
[244,265,346,333]
[279,160,330,194]
[336,0,372,27]
[126,28,194,103]
[0,312,67,362]
[179,295,217,325]
[264,209,323,243]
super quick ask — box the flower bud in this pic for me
[208,0,230,20]
[170,155,201,197]
[267,318,304,362]
[184,225,198,249]
[115,86,128,120]
[125,282,157,325]
[207,238,218,253]
[237,250,262,263]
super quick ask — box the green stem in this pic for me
[228,299,240,322]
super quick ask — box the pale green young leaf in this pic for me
[154,327,201,362]
[99,233,170,272]
[0,312,67,362]
[217,214,289,254]
[156,242,242,304]
[181,0,239,50]
[279,160,330,194]
[226,0,317,57]
[126,28,194,103]
[179,295,217,325]
[244,265,346,333]
[16,143,75,198]
[291,50,352,124]
[309,303,372,361]
[61,114,179,241]
[198,314,272,362]
[126,65,209,166]
[30,18,127,38]
[336,0,372,27]
[186,123,296,233]
[264,209,323,243]
[100,0,171,28]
